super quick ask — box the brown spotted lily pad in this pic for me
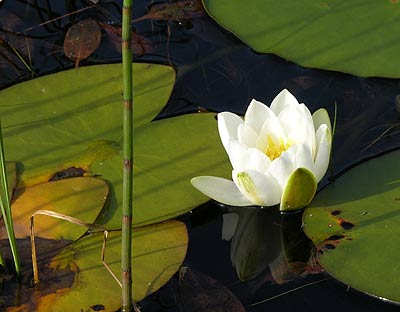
[303,150,400,303]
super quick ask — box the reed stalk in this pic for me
[0,120,21,275]
[121,0,134,311]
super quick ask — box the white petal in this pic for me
[267,149,295,190]
[218,112,243,151]
[222,213,239,241]
[191,176,253,206]
[244,148,271,172]
[312,108,332,135]
[244,99,276,134]
[295,143,314,172]
[232,170,281,206]
[301,104,317,158]
[278,104,316,154]
[227,140,248,171]
[314,124,332,181]
[227,140,271,172]
[237,123,258,148]
[256,114,286,154]
[270,89,299,115]
[278,105,307,144]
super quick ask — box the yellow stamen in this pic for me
[265,135,290,160]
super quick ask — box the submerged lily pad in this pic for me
[0,63,231,229]
[63,18,101,66]
[18,220,188,312]
[303,150,400,303]
[203,0,400,78]
[0,177,108,240]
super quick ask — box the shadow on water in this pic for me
[0,0,400,311]
[0,238,73,311]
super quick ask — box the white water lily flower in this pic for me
[191,89,332,211]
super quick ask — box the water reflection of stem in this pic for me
[29,209,107,285]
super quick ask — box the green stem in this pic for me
[0,246,4,268]
[0,120,21,275]
[121,1,134,311]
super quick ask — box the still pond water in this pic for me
[0,1,399,311]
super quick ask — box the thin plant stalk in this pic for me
[0,246,4,268]
[121,0,134,311]
[0,120,21,275]
[29,209,107,285]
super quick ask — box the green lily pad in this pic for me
[203,0,400,78]
[0,63,173,186]
[0,64,231,229]
[26,220,187,312]
[0,177,109,240]
[93,112,230,228]
[303,150,400,303]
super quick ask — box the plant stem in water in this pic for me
[121,0,134,311]
[0,120,21,275]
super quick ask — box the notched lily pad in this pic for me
[303,150,400,303]
[203,0,400,78]
[0,63,230,229]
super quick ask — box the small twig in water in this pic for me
[30,209,107,286]
[101,230,122,288]
[18,5,96,34]
[250,277,332,307]
[361,123,400,153]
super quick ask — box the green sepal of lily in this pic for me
[280,167,317,212]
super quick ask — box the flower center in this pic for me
[264,135,290,160]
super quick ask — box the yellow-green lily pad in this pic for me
[0,177,108,240]
[10,220,188,312]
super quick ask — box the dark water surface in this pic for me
[0,0,399,311]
